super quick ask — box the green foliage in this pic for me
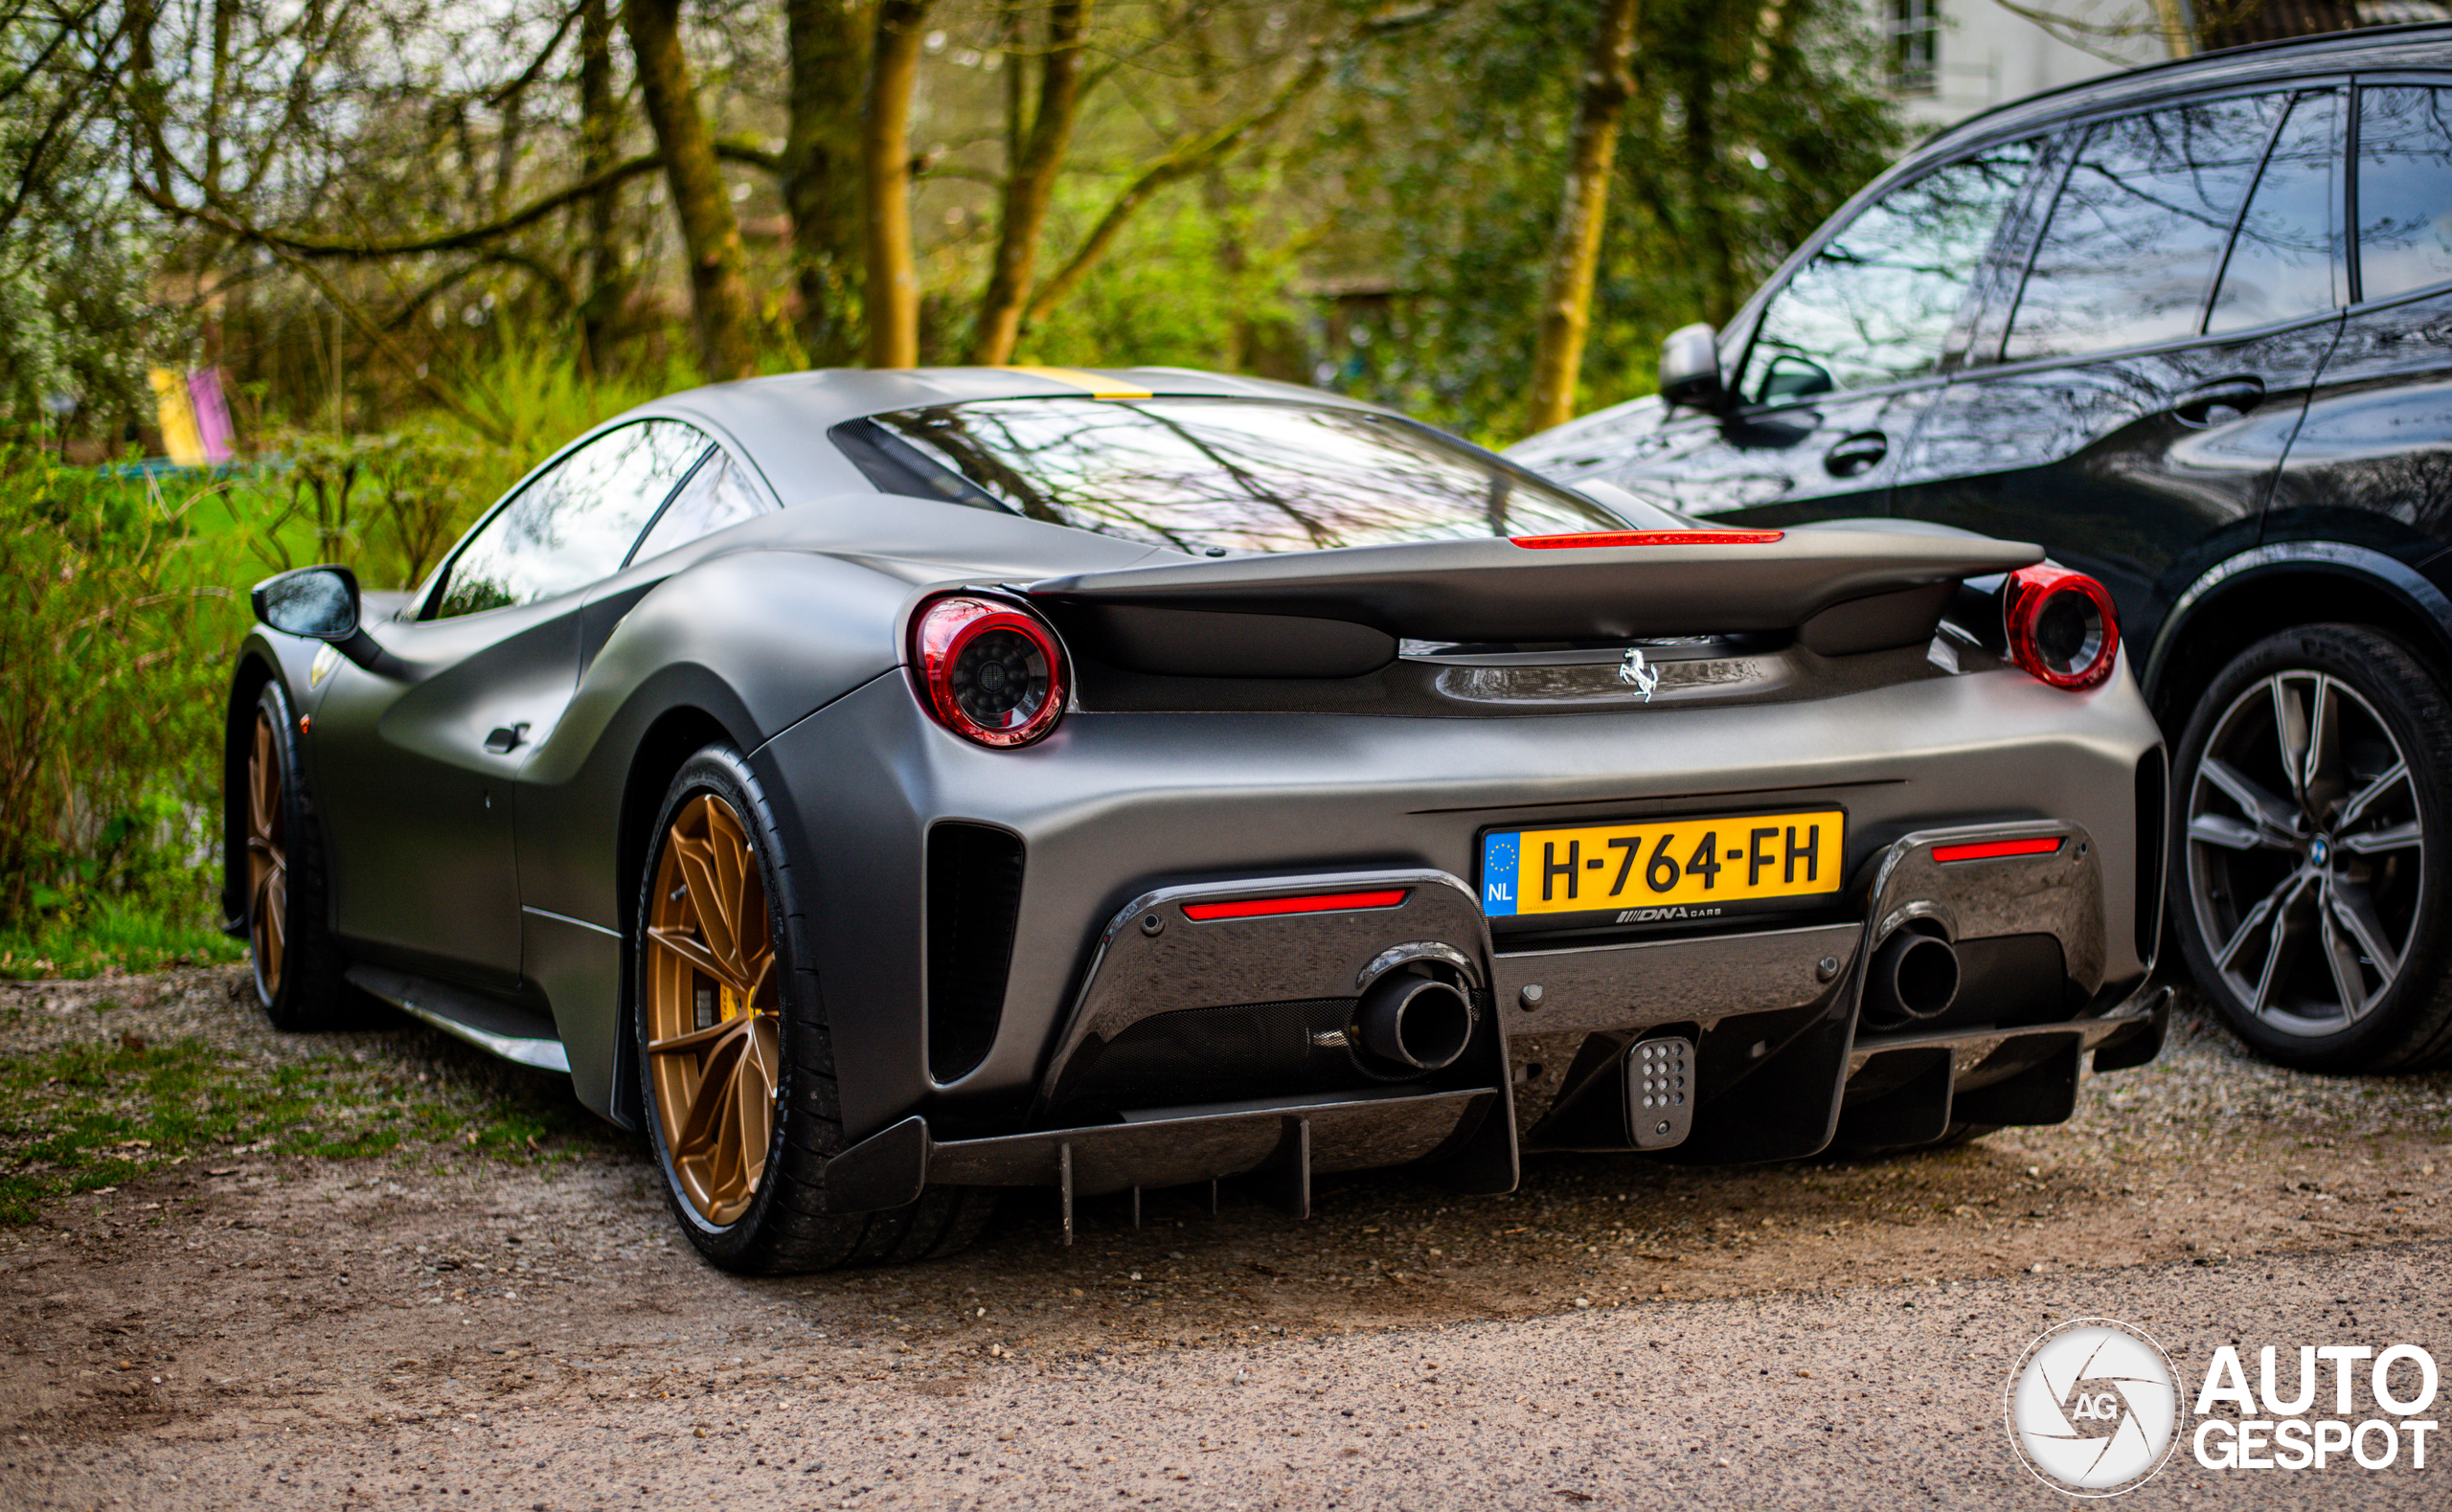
[0,896,241,981]
[233,425,511,591]
[0,9,164,436]
[0,448,248,942]
[0,1033,617,1224]
[1015,178,1310,374]
[450,331,711,478]
[1321,0,1905,442]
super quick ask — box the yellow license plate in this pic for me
[1480,809,1846,919]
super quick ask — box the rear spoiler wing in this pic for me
[1027,529,2043,678]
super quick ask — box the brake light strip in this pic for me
[1930,837,2064,864]
[1180,889,1411,921]
[1510,530,1785,549]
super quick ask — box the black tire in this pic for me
[635,746,995,1273]
[2170,624,2452,1072]
[240,677,356,1030]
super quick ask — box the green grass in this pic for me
[0,1033,624,1224]
[0,896,248,980]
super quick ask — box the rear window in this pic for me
[831,396,1635,553]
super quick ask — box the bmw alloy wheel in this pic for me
[2184,668,2424,1040]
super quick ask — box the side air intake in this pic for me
[926,822,1025,1083]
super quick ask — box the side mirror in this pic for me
[1658,323,1729,412]
[251,565,361,642]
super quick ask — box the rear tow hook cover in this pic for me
[1628,1036,1694,1151]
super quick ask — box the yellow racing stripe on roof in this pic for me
[999,365,1152,399]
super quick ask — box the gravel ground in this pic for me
[4,968,2451,1508]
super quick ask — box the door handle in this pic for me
[1823,431,1889,479]
[2173,376,2265,427]
[483,722,531,755]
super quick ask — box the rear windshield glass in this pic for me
[830,396,1635,553]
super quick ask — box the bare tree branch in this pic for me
[1021,2,1453,329]
[483,0,591,107]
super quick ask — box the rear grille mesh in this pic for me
[926,822,1025,1083]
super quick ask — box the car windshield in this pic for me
[831,396,1638,553]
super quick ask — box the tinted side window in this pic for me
[2356,85,2452,303]
[2210,89,2345,333]
[432,420,709,619]
[2006,94,2284,361]
[629,453,767,565]
[1741,139,2038,404]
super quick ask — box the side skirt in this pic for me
[347,964,572,1074]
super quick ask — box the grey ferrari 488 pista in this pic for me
[226,365,2168,1271]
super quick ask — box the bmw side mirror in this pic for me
[1659,323,1729,412]
[251,565,362,641]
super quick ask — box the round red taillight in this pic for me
[911,595,1068,748]
[2005,565,2119,690]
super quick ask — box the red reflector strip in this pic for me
[1180,889,1411,921]
[1930,837,2063,864]
[1510,530,1785,549]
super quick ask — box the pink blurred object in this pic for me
[188,368,235,463]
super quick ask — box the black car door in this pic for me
[1892,86,2350,660]
[1585,140,2042,525]
[2268,78,2452,546]
[312,419,711,984]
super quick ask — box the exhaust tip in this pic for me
[1866,930,1959,1026]
[1353,973,1473,1072]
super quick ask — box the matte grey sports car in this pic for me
[226,365,2168,1273]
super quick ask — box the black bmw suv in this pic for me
[1513,25,2452,1074]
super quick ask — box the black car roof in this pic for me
[1669,21,2452,386]
[1905,21,2452,167]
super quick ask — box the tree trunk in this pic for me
[1524,0,1641,438]
[784,0,873,367]
[578,0,629,374]
[624,0,759,379]
[2152,0,2195,56]
[1675,1,1737,328]
[964,0,1093,365]
[861,0,931,368]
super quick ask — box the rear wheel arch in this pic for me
[631,739,996,1270]
[611,705,743,1128]
[2169,622,2452,1071]
[221,653,282,934]
[2145,549,2452,727]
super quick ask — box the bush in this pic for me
[236,424,511,591]
[0,446,248,960]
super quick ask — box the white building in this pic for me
[1879,0,2179,131]
[1882,0,2452,131]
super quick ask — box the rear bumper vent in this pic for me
[1052,990,1493,1119]
[926,822,1026,1083]
[2136,748,2168,970]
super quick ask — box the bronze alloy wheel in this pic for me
[245,707,288,999]
[645,793,783,1227]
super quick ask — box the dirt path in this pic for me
[3,971,2450,1507]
